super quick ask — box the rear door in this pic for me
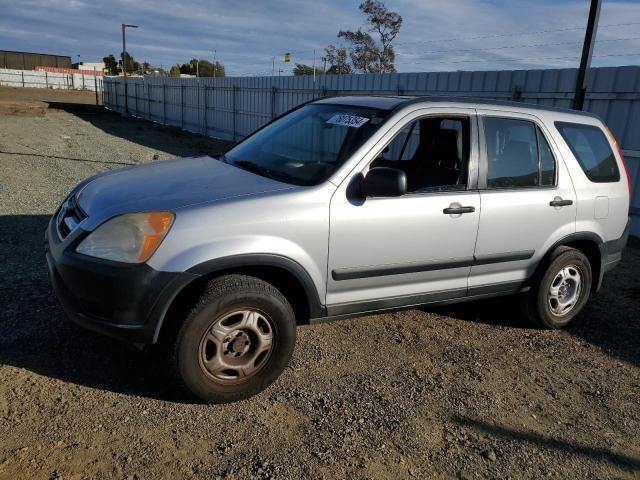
[469,111,577,293]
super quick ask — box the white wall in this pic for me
[0,68,103,91]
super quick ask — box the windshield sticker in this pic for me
[326,114,370,128]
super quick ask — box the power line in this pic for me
[397,36,640,58]
[395,21,640,46]
[400,51,640,68]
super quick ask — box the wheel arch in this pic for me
[153,254,326,345]
[542,232,604,293]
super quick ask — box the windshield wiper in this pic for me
[232,160,271,177]
[232,160,304,185]
[264,168,301,184]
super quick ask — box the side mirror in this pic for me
[361,167,407,197]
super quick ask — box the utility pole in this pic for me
[94,66,98,106]
[573,0,602,110]
[313,48,316,83]
[272,56,275,77]
[122,23,139,115]
[213,50,217,78]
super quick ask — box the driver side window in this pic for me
[370,116,471,193]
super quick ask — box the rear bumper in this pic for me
[596,218,630,290]
[45,216,197,344]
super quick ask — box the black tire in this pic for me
[521,246,592,329]
[171,274,296,403]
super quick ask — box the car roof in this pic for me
[313,95,413,110]
[312,95,599,119]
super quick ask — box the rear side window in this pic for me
[555,122,620,183]
[482,117,556,189]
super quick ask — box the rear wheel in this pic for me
[522,246,592,329]
[171,274,296,403]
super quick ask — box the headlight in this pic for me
[76,212,174,263]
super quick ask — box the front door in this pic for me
[326,109,481,315]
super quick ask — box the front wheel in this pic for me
[521,246,592,329]
[171,275,296,403]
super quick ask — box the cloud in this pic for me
[0,0,638,74]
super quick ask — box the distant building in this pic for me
[0,50,71,70]
[72,61,106,72]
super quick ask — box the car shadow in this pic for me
[0,214,189,402]
[425,247,640,368]
[45,102,235,159]
[426,295,531,329]
[1,214,639,400]
[453,415,640,470]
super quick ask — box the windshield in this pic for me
[224,104,388,186]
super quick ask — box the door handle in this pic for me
[549,198,573,207]
[443,205,476,215]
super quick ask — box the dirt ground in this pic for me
[0,86,639,480]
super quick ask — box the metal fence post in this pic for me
[196,80,201,134]
[163,84,167,124]
[45,72,48,89]
[146,80,151,119]
[233,85,238,141]
[271,86,278,119]
[21,71,24,88]
[135,82,138,116]
[203,85,208,135]
[94,75,98,106]
[82,74,85,90]
[180,84,184,128]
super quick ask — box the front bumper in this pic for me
[45,216,197,344]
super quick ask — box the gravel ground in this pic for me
[0,87,639,480]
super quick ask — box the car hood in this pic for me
[75,156,296,227]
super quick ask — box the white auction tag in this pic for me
[326,114,370,128]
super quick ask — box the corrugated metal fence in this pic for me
[0,68,103,91]
[103,66,640,235]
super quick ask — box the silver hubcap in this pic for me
[547,265,582,317]
[198,309,274,384]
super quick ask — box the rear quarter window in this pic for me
[555,122,620,183]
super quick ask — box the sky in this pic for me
[1,0,639,76]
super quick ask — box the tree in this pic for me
[179,59,226,77]
[103,54,118,75]
[293,63,323,76]
[169,64,182,77]
[120,51,140,73]
[338,0,402,73]
[194,59,225,77]
[323,45,352,74]
[293,46,351,76]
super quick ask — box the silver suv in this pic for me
[46,96,631,403]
